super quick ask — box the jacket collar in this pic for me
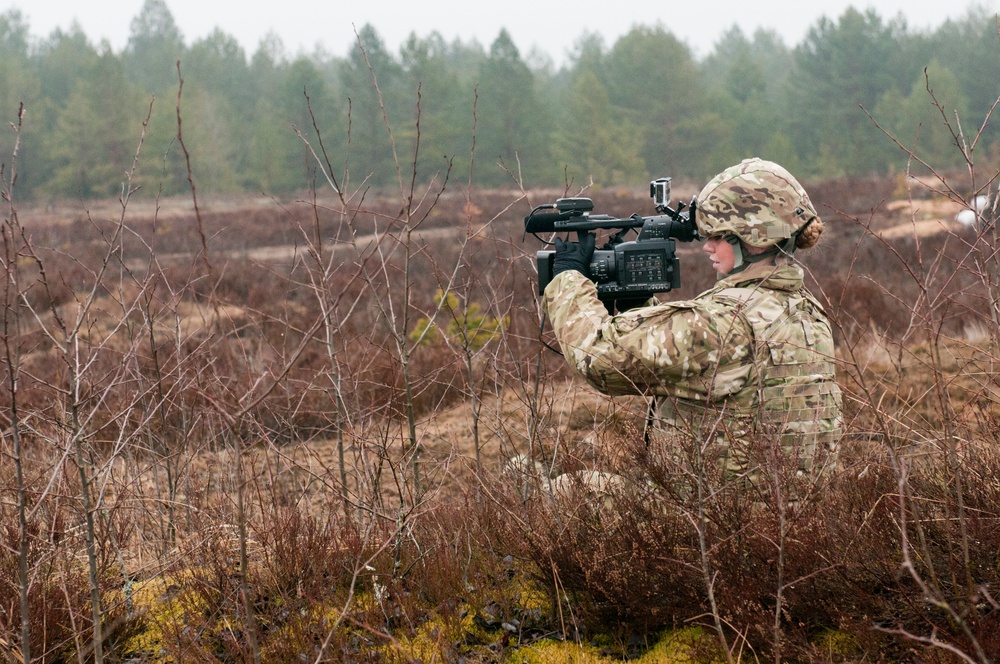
[717,261,804,292]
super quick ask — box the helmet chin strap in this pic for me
[722,218,813,276]
[725,235,746,273]
[724,235,779,276]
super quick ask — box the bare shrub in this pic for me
[5,31,1000,664]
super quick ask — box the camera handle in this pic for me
[602,228,631,250]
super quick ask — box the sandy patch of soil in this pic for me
[878,197,968,239]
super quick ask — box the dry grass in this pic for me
[4,176,1000,663]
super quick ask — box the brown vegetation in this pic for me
[2,160,1000,663]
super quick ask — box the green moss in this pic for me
[120,575,193,663]
[510,640,610,663]
[637,628,725,663]
[812,628,862,661]
[375,606,491,662]
[121,560,555,662]
[519,583,551,614]
[510,627,722,663]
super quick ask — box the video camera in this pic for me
[525,178,700,310]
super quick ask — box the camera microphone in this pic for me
[523,210,567,233]
[524,197,596,233]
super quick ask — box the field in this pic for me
[3,171,1000,663]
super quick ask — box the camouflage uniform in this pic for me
[542,159,842,483]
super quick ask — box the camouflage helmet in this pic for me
[696,158,819,248]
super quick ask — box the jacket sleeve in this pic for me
[542,271,754,400]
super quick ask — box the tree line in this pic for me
[0,0,997,201]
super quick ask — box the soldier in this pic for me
[543,158,842,488]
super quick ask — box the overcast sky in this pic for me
[0,0,994,65]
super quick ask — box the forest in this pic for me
[0,0,997,200]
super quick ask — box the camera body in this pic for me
[535,223,681,298]
[526,178,699,305]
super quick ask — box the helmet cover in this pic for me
[696,158,819,248]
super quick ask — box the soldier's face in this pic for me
[703,237,736,274]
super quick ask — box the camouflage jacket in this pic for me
[543,261,842,477]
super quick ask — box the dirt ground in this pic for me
[877,197,968,239]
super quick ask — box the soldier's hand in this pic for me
[552,231,596,278]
